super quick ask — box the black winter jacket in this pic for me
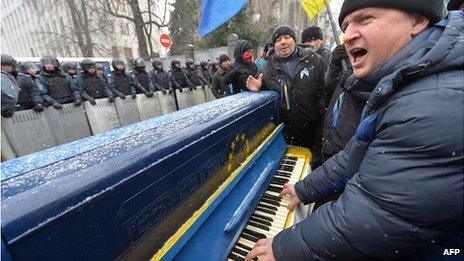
[223,40,258,93]
[261,46,326,161]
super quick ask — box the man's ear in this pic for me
[411,15,430,37]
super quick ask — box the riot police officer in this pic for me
[132,58,154,97]
[17,62,45,112]
[39,55,81,109]
[62,62,78,78]
[108,59,137,99]
[149,59,173,94]
[1,54,19,117]
[185,59,206,90]
[95,63,108,82]
[199,60,213,85]
[76,59,114,105]
[168,59,193,92]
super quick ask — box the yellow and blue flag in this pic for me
[301,0,330,20]
[198,0,249,37]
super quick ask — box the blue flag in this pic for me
[198,0,249,37]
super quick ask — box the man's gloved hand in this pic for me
[202,85,207,90]
[331,45,348,68]
[33,103,45,112]
[73,99,82,106]
[118,93,126,99]
[108,96,115,103]
[179,88,183,93]
[189,87,194,91]
[87,97,96,105]
[161,89,167,95]
[53,102,63,109]
[131,93,137,99]
[2,108,15,118]
[146,91,154,97]
[168,89,173,94]
[193,86,197,90]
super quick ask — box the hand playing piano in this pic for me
[279,183,301,211]
[245,238,276,261]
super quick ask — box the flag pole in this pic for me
[324,0,348,70]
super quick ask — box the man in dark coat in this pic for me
[108,59,137,99]
[1,54,19,117]
[168,59,194,92]
[17,62,45,112]
[211,54,231,98]
[223,40,259,94]
[184,59,207,90]
[246,1,463,260]
[131,58,154,97]
[199,60,213,85]
[39,55,81,109]
[247,25,326,167]
[149,59,173,94]
[76,59,114,105]
[301,26,332,69]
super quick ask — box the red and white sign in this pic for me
[159,34,172,49]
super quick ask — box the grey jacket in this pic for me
[273,12,464,260]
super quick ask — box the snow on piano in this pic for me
[1,91,312,261]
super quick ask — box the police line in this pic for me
[1,86,216,160]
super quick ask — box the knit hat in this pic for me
[338,0,444,28]
[301,26,323,43]
[271,25,296,44]
[218,54,230,63]
[447,0,463,10]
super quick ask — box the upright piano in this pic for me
[1,91,312,261]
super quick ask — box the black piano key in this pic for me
[256,206,276,215]
[272,177,290,183]
[248,220,270,231]
[250,216,272,227]
[261,198,280,207]
[258,202,278,211]
[278,165,294,172]
[228,252,245,261]
[232,247,248,257]
[242,233,258,243]
[276,171,291,177]
[270,179,286,186]
[267,185,283,193]
[263,193,281,201]
[282,159,296,164]
[244,228,267,240]
[252,213,274,222]
[285,156,298,161]
[236,242,253,252]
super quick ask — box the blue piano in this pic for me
[1,91,312,261]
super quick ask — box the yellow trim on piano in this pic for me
[151,124,284,261]
[283,146,312,229]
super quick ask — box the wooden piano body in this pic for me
[1,91,311,261]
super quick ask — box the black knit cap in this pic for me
[447,0,463,11]
[271,25,296,44]
[301,26,323,43]
[338,0,444,28]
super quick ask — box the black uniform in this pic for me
[185,67,206,89]
[169,67,194,90]
[211,68,230,98]
[39,69,80,105]
[133,70,153,94]
[150,69,172,93]
[16,73,45,111]
[109,71,137,98]
[262,46,326,165]
[76,72,113,101]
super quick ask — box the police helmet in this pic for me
[171,59,180,68]
[40,54,59,67]
[81,59,96,71]
[1,54,17,68]
[185,59,194,67]
[112,59,125,70]
[62,62,77,72]
[133,58,145,69]
[19,62,38,74]
[152,58,162,68]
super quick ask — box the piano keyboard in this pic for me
[227,154,308,260]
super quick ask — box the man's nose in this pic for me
[343,25,360,44]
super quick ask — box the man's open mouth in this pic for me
[349,47,368,63]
